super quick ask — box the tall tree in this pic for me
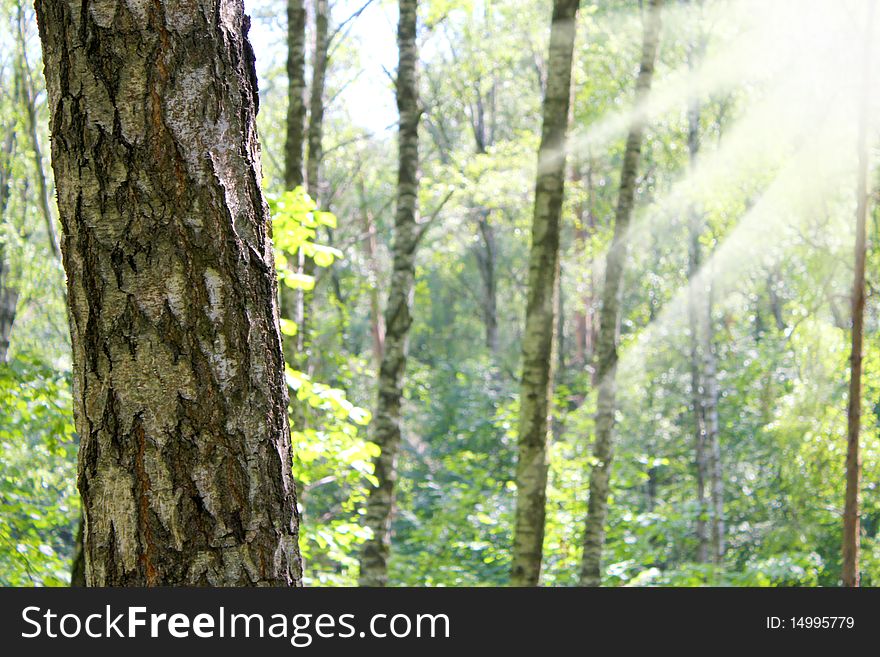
[0,99,16,363]
[359,0,421,587]
[295,0,330,365]
[279,0,308,369]
[580,0,663,587]
[510,0,580,587]
[842,0,875,589]
[286,0,307,191]
[34,0,302,585]
[685,34,709,565]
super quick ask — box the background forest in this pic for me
[2,0,880,587]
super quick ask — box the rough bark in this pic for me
[359,0,421,587]
[842,0,874,589]
[35,0,302,586]
[510,0,579,587]
[580,0,662,587]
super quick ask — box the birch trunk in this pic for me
[842,0,874,589]
[359,0,421,587]
[510,0,580,587]
[580,0,662,587]
[35,0,302,586]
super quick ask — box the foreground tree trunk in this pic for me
[580,0,662,587]
[359,0,421,587]
[510,0,580,587]
[35,0,302,586]
[842,0,874,589]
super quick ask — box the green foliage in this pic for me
[269,187,376,586]
[0,354,78,586]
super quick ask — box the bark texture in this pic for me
[842,0,874,589]
[35,0,302,586]
[510,0,579,587]
[359,0,420,587]
[580,0,662,587]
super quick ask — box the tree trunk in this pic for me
[703,280,724,564]
[580,0,662,587]
[510,0,579,587]
[359,0,421,587]
[16,6,61,261]
[685,54,709,565]
[286,0,307,191]
[573,161,597,372]
[279,0,308,368]
[295,0,330,366]
[0,122,16,363]
[358,179,386,368]
[842,0,874,589]
[474,209,498,354]
[35,0,302,586]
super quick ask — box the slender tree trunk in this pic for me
[0,123,16,363]
[573,161,596,371]
[842,0,874,589]
[279,0,308,368]
[286,0,307,191]
[580,0,662,587]
[474,208,499,354]
[704,279,724,564]
[358,179,386,368]
[35,0,302,586]
[359,0,421,587]
[296,0,330,365]
[510,0,580,587]
[685,57,709,564]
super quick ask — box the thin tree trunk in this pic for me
[573,161,596,371]
[286,0,307,191]
[279,0,308,368]
[358,179,386,367]
[359,0,421,587]
[842,0,874,589]
[704,278,724,564]
[685,52,709,565]
[475,209,499,354]
[0,123,16,363]
[16,6,61,261]
[510,0,580,587]
[296,0,330,366]
[580,0,662,587]
[35,0,302,586]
